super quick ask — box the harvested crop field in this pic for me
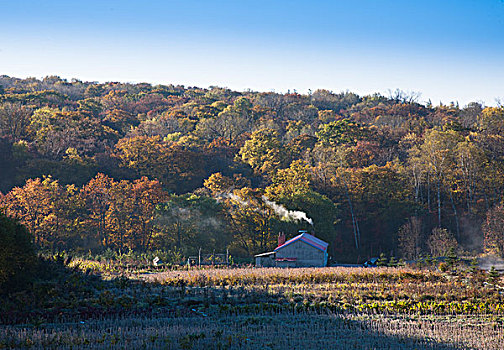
[2,266,504,349]
[2,312,504,349]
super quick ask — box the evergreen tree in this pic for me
[488,266,500,285]
[377,253,388,267]
[446,247,459,270]
[388,256,398,267]
[469,257,479,275]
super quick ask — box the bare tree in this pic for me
[428,227,457,257]
[398,217,423,260]
[387,89,421,104]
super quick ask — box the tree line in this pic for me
[1,75,504,261]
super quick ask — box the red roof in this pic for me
[275,233,328,252]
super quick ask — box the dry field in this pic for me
[1,266,504,349]
[1,312,504,349]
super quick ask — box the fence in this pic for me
[187,248,230,267]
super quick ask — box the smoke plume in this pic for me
[218,193,251,207]
[262,196,313,225]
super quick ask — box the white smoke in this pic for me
[217,193,314,225]
[218,193,251,207]
[262,196,313,225]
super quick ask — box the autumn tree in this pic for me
[477,107,504,134]
[408,129,462,230]
[219,188,281,256]
[316,119,370,147]
[203,172,235,196]
[332,163,414,255]
[195,97,254,143]
[239,128,288,176]
[0,75,502,260]
[455,140,486,213]
[3,176,64,248]
[107,177,167,250]
[0,102,32,141]
[128,114,181,138]
[114,136,207,193]
[80,173,115,249]
[114,136,167,179]
[315,145,362,251]
[102,108,138,136]
[265,160,311,199]
[29,108,116,159]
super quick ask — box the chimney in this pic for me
[278,232,286,246]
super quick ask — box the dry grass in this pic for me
[139,266,440,285]
[139,266,503,315]
[2,266,503,349]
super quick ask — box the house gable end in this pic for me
[274,233,328,252]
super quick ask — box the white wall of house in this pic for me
[276,240,326,267]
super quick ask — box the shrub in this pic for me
[438,262,448,272]
[0,213,36,292]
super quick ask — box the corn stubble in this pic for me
[1,267,503,349]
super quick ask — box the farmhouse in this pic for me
[255,231,328,267]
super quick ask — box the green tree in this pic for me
[488,266,500,285]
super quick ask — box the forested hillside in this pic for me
[1,75,503,262]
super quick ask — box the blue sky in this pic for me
[0,0,503,106]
